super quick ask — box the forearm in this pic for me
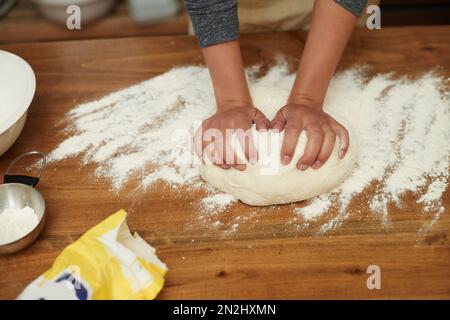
[184,0,248,111]
[289,0,358,107]
[203,40,252,112]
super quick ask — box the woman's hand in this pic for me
[271,0,357,171]
[195,41,270,170]
[270,101,349,171]
[194,104,270,170]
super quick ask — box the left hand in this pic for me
[270,102,349,170]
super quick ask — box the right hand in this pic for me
[270,102,350,171]
[194,105,270,170]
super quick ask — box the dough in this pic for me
[199,85,358,206]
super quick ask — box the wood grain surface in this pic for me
[0,26,449,299]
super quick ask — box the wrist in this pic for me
[217,98,253,112]
[287,93,323,109]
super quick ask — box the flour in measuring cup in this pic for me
[0,206,39,245]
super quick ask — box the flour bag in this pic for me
[18,210,167,300]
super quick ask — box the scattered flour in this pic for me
[49,63,450,235]
[201,193,237,214]
[0,206,39,245]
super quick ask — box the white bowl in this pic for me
[32,0,116,25]
[0,50,36,158]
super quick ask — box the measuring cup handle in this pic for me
[3,151,47,187]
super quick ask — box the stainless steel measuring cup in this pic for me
[0,151,47,254]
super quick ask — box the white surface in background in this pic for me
[0,50,36,134]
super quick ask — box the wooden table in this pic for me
[0,26,449,299]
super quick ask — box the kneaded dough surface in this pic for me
[199,85,358,206]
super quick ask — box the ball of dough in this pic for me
[199,85,358,206]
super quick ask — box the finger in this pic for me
[236,126,257,169]
[235,124,252,162]
[214,137,227,169]
[297,124,324,170]
[329,118,350,159]
[224,128,237,167]
[254,109,270,131]
[226,128,244,170]
[203,127,222,164]
[270,109,286,132]
[312,125,336,169]
[280,124,302,166]
[213,128,230,169]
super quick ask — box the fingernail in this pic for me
[298,164,308,171]
[282,155,291,165]
[339,147,346,159]
[312,160,321,169]
[235,164,246,171]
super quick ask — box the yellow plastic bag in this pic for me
[18,210,167,300]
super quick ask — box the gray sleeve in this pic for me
[185,0,368,48]
[334,0,368,16]
[185,0,239,48]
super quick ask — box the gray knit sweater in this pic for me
[185,0,368,47]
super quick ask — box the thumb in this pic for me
[270,108,286,132]
[253,109,270,131]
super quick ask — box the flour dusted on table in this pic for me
[0,206,39,245]
[201,193,237,214]
[49,63,450,234]
[50,67,211,190]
